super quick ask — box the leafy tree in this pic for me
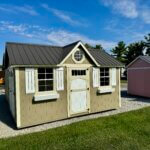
[144,33,150,55]
[125,41,145,65]
[111,41,127,63]
[85,43,104,51]
[85,43,93,49]
[95,45,104,51]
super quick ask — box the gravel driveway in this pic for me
[0,88,150,139]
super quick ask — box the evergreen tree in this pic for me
[144,33,150,55]
[125,41,145,65]
[111,41,127,63]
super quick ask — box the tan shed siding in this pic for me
[19,68,68,128]
[18,66,120,128]
[90,68,120,113]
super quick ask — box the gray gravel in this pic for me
[0,88,150,139]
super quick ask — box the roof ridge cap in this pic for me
[63,40,81,48]
[6,42,62,48]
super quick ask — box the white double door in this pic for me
[69,68,90,115]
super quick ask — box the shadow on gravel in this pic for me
[121,89,150,103]
[0,95,16,129]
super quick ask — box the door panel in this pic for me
[69,67,89,115]
[70,91,87,113]
[71,79,86,90]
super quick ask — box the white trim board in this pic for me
[15,68,21,128]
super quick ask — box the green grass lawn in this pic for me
[121,79,127,84]
[0,107,150,150]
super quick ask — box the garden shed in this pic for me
[3,40,123,128]
[127,56,150,98]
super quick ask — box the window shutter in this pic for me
[93,67,99,87]
[25,68,35,94]
[56,67,64,91]
[112,68,117,86]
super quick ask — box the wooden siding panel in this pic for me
[128,69,150,97]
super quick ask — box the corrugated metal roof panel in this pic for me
[88,49,123,67]
[5,41,123,67]
[140,56,150,64]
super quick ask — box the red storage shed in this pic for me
[127,56,150,98]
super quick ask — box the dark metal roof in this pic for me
[6,42,63,65]
[4,41,123,67]
[140,56,150,64]
[88,49,123,67]
[62,40,80,59]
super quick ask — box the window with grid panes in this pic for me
[100,68,110,86]
[72,70,86,76]
[38,68,53,91]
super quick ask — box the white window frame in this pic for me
[35,68,56,95]
[72,48,85,64]
[100,68,111,88]
[97,68,114,93]
[37,68,54,92]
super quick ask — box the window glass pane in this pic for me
[75,70,78,76]
[46,80,53,86]
[46,80,53,90]
[46,85,53,91]
[100,68,104,72]
[78,70,81,75]
[46,74,53,79]
[38,80,45,86]
[100,72,104,76]
[38,68,45,73]
[105,68,109,72]
[72,70,75,76]
[101,82,105,86]
[105,77,109,82]
[101,77,105,82]
[105,72,109,76]
[39,86,45,91]
[81,70,83,75]
[38,74,45,79]
[46,68,53,73]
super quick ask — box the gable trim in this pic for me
[60,41,100,66]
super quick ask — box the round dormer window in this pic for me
[74,50,84,61]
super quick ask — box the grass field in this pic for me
[121,79,127,84]
[0,107,150,150]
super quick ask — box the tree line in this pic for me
[85,33,150,66]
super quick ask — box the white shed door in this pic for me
[70,73,88,114]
